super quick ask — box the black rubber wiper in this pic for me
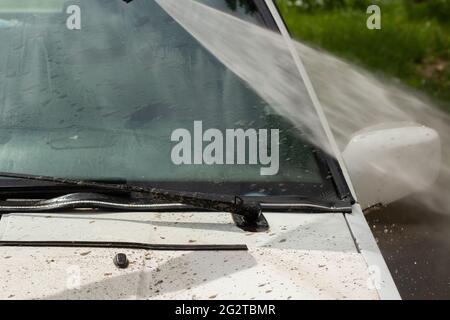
[0,172,267,231]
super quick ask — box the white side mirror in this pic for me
[343,122,441,210]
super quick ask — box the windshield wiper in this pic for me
[0,171,266,231]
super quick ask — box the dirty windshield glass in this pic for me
[0,0,334,197]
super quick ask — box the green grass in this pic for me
[276,0,450,110]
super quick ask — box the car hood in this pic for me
[0,211,379,299]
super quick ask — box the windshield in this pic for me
[0,0,340,199]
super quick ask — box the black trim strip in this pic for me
[325,157,354,202]
[253,0,279,32]
[0,241,248,251]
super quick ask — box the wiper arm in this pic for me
[0,172,266,231]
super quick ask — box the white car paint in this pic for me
[1,211,379,299]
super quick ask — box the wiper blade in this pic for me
[0,172,265,230]
[0,176,131,198]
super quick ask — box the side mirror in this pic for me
[343,122,441,210]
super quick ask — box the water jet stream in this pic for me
[156,0,450,214]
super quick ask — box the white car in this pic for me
[0,0,440,300]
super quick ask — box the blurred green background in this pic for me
[276,0,450,111]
